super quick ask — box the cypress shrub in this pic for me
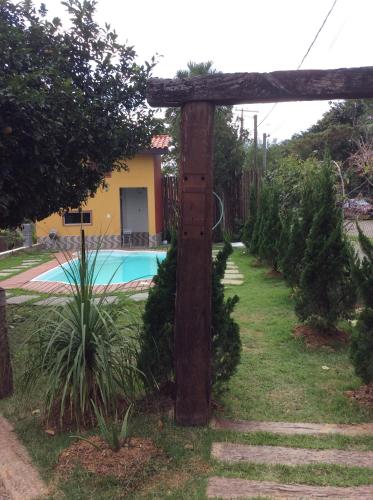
[258,186,282,270]
[138,235,177,388]
[350,223,373,383]
[282,177,318,288]
[250,185,269,256]
[242,183,257,249]
[295,162,356,331]
[138,238,241,392]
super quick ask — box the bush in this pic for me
[295,162,356,330]
[281,176,318,288]
[350,223,373,383]
[258,186,282,270]
[351,308,373,384]
[242,184,257,248]
[138,238,241,392]
[250,184,269,256]
[22,231,140,427]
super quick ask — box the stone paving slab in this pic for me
[6,295,40,305]
[33,296,118,306]
[92,296,118,305]
[33,296,71,306]
[129,292,149,302]
[221,279,243,285]
[224,274,244,280]
[0,270,15,274]
[0,273,13,278]
[207,477,373,499]
[224,269,240,274]
[0,415,47,499]
[211,418,373,436]
[212,443,373,468]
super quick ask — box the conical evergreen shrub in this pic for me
[250,184,269,256]
[242,183,257,249]
[258,186,282,270]
[138,238,241,392]
[281,177,318,288]
[350,223,373,383]
[295,162,356,331]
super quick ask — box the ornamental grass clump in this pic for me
[22,231,141,427]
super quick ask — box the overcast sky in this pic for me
[45,0,373,142]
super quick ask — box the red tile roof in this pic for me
[151,135,171,150]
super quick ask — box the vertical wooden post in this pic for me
[174,101,215,426]
[0,288,13,399]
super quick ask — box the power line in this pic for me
[258,0,339,128]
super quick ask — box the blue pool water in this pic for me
[32,250,166,285]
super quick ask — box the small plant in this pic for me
[71,403,133,452]
[93,401,132,451]
[22,231,141,427]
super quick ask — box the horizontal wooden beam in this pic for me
[147,66,373,107]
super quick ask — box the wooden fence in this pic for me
[161,170,256,240]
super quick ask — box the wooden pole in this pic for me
[147,66,373,107]
[0,288,13,399]
[174,101,215,426]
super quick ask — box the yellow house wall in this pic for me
[36,155,157,239]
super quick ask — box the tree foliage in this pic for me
[0,0,157,227]
[163,61,246,194]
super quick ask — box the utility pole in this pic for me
[236,108,258,139]
[263,132,267,172]
[253,114,258,171]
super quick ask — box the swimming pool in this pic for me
[32,250,166,286]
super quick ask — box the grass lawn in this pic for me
[0,249,54,280]
[1,249,373,498]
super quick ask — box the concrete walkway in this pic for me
[0,416,47,499]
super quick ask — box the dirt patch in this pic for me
[293,324,349,348]
[57,436,163,480]
[265,269,283,278]
[346,383,373,407]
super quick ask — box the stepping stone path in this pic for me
[0,415,47,499]
[207,477,373,499]
[212,442,373,468]
[211,417,373,436]
[208,418,373,498]
[6,295,40,305]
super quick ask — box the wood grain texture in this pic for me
[207,477,373,499]
[212,443,373,468]
[174,102,215,426]
[211,417,373,436]
[147,66,373,107]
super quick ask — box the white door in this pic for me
[121,188,149,232]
